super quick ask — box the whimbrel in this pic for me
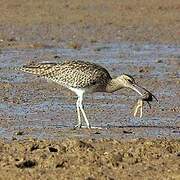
[19,60,157,128]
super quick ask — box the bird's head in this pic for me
[107,74,157,103]
[116,74,157,101]
[116,74,136,88]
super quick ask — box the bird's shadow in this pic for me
[51,124,179,129]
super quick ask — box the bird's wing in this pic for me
[19,60,112,88]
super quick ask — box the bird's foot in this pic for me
[74,123,82,129]
[90,126,103,129]
[87,124,91,129]
[81,125,103,129]
[82,124,91,129]
[76,124,91,129]
[74,124,101,129]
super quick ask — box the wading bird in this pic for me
[19,60,157,128]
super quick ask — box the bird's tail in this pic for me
[17,62,57,76]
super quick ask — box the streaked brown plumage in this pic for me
[20,61,112,91]
[19,60,156,128]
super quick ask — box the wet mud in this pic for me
[0,43,179,140]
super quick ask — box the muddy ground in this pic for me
[0,0,180,48]
[0,138,179,180]
[0,0,180,179]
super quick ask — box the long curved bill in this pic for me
[129,83,147,97]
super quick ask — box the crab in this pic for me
[133,91,158,118]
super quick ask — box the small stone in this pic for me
[48,147,58,152]
[30,144,39,151]
[68,41,81,50]
[123,130,133,134]
[54,55,60,59]
[85,177,96,180]
[157,59,163,63]
[16,131,24,135]
[7,37,17,42]
[16,160,37,169]
[94,131,101,134]
[90,38,97,43]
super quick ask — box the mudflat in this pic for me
[0,0,179,179]
[0,0,179,48]
[0,138,179,179]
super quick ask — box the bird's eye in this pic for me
[127,79,133,83]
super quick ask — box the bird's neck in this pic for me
[105,77,124,93]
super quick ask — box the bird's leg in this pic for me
[79,94,91,128]
[74,97,82,128]
[133,99,143,118]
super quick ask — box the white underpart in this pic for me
[68,87,90,128]
[46,77,91,128]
